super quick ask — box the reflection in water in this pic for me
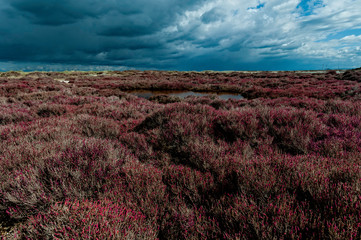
[126,90,243,100]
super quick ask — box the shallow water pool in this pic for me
[126,90,244,100]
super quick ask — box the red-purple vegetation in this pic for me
[0,70,360,239]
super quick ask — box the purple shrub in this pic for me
[36,103,68,117]
[1,70,361,239]
[159,199,221,240]
[119,159,166,222]
[213,108,261,143]
[342,69,361,82]
[163,164,215,206]
[0,137,135,222]
[118,132,155,163]
[75,114,123,139]
[0,104,35,125]
[10,199,156,239]
[213,106,327,155]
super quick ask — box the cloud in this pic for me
[340,34,361,42]
[8,0,104,25]
[200,8,225,24]
[0,0,361,71]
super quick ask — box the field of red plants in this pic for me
[0,69,360,239]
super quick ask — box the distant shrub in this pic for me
[342,69,361,82]
[0,105,35,125]
[149,94,181,104]
[326,70,337,75]
[36,104,67,117]
[16,91,54,102]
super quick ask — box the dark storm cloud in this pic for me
[0,0,211,68]
[96,0,209,37]
[8,0,103,25]
[99,25,155,37]
[0,0,204,68]
[200,8,224,24]
[8,0,207,29]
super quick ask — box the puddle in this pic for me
[56,79,70,83]
[126,90,243,100]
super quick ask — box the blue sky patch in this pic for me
[320,28,361,42]
[247,2,265,11]
[297,0,324,16]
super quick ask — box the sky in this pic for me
[0,0,360,71]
